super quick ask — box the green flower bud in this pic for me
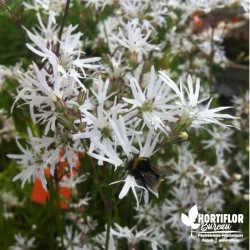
[54,98,68,113]
[178,132,188,141]
[77,90,86,105]
[72,104,79,115]
[57,116,72,130]
[78,122,84,131]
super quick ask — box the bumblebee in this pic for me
[126,157,162,196]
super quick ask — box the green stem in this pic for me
[105,209,112,250]
[56,0,71,55]
[89,155,111,209]
[82,143,111,209]
[81,143,113,249]
[208,26,215,93]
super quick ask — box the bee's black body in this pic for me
[126,157,161,194]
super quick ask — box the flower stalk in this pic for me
[56,0,71,55]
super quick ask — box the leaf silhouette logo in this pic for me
[181,205,200,238]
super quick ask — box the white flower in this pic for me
[202,127,235,157]
[159,72,237,129]
[111,223,154,245]
[94,230,116,250]
[96,16,122,52]
[134,203,157,224]
[13,63,76,134]
[111,21,158,61]
[232,90,249,116]
[0,65,14,86]
[1,190,21,207]
[90,76,114,105]
[229,181,244,196]
[23,0,67,16]
[110,222,169,249]
[194,162,223,187]
[9,233,36,250]
[196,27,228,66]
[204,191,225,211]
[135,202,170,231]
[119,0,167,30]
[83,0,114,10]
[164,193,187,228]
[102,53,130,81]
[110,175,149,210]
[8,139,48,189]
[73,104,138,168]
[234,151,248,175]
[70,194,91,208]
[166,153,196,188]
[34,12,58,44]
[124,66,177,134]
[1,190,22,219]
[0,109,16,143]
[26,24,101,89]
[58,226,83,250]
[8,128,82,189]
[60,174,87,189]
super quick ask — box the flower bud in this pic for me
[57,116,72,130]
[178,132,188,141]
[72,104,79,115]
[54,98,68,113]
[77,89,85,105]
[28,64,34,70]
[129,51,138,65]
[233,174,242,180]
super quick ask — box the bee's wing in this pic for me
[138,170,161,196]
[151,165,167,177]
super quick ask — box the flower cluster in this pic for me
[12,0,245,217]
[0,0,248,249]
